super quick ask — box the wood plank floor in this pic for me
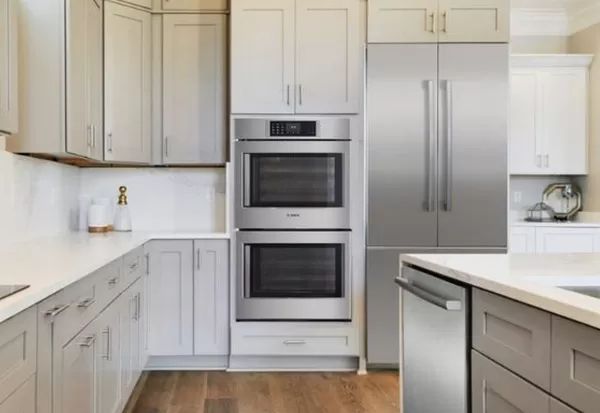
[130,371,400,413]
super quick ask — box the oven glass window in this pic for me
[248,154,343,207]
[248,244,343,298]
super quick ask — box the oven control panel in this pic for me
[270,121,317,137]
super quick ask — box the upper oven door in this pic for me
[236,231,352,321]
[235,140,351,229]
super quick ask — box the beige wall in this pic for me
[569,24,600,211]
[511,36,569,54]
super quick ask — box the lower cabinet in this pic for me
[120,278,144,397]
[0,376,36,413]
[472,350,550,413]
[550,400,577,413]
[147,239,230,358]
[97,303,122,413]
[511,225,600,253]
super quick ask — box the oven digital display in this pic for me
[270,121,317,137]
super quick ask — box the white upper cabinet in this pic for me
[123,0,152,8]
[161,0,228,10]
[162,14,227,164]
[0,0,18,135]
[368,0,509,43]
[231,0,361,114]
[104,1,151,164]
[295,0,360,114]
[510,55,592,176]
[231,0,295,114]
[368,0,438,43]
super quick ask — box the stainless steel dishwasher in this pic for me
[396,265,469,413]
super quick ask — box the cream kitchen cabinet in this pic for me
[147,240,194,355]
[162,14,227,165]
[161,0,228,10]
[510,226,536,253]
[368,0,509,43]
[231,0,361,114]
[194,240,229,355]
[535,227,600,254]
[123,0,152,8]
[97,303,122,413]
[0,376,36,413]
[0,0,18,135]
[120,278,144,399]
[9,0,103,161]
[510,55,592,176]
[104,1,152,164]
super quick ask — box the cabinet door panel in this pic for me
[535,227,599,253]
[97,305,121,413]
[0,0,18,134]
[0,376,35,413]
[438,0,509,43]
[472,350,550,413]
[162,0,227,10]
[510,71,542,175]
[509,226,536,253]
[148,240,194,356]
[296,0,360,114]
[550,400,577,413]
[542,70,588,175]
[105,2,151,164]
[231,0,295,114]
[368,0,438,43]
[163,14,227,164]
[87,0,103,161]
[194,240,229,355]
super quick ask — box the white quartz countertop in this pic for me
[0,231,229,324]
[401,253,600,330]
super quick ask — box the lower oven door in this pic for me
[234,140,350,229]
[236,231,352,321]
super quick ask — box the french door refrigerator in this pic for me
[366,43,508,366]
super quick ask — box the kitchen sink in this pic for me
[0,285,29,301]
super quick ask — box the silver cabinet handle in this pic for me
[79,335,96,348]
[91,125,96,148]
[395,276,462,311]
[425,80,436,212]
[107,132,113,152]
[441,11,448,32]
[544,154,550,168]
[102,328,111,360]
[133,293,141,321]
[196,248,201,271]
[77,297,96,309]
[164,136,169,159]
[443,80,454,212]
[283,340,306,345]
[286,85,291,106]
[145,253,150,275]
[45,304,70,319]
[87,125,92,148]
[108,277,119,287]
[298,84,303,106]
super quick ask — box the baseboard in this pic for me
[367,363,400,370]
[145,355,229,370]
[227,355,359,372]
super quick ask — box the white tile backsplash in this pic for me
[510,176,574,219]
[79,167,226,232]
[0,143,80,248]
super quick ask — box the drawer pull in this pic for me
[45,304,70,319]
[102,328,112,360]
[77,297,96,309]
[108,277,119,287]
[79,335,96,348]
[129,262,139,271]
[283,339,306,345]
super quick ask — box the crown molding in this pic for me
[511,54,594,68]
[511,8,570,37]
[569,2,600,35]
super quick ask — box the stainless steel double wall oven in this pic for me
[234,118,352,321]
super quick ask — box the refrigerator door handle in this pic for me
[426,80,436,212]
[444,80,454,212]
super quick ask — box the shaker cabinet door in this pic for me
[0,0,18,134]
[161,0,227,10]
[231,0,295,114]
[104,1,151,164]
[438,0,510,43]
[163,14,227,164]
[295,0,360,114]
[97,304,122,413]
[368,0,438,43]
[86,0,104,161]
[0,376,36,413]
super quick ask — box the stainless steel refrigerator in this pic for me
[366,43,508,366]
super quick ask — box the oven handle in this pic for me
[395,276,462,311]
[244,245,251,298]
[243,154,251,207]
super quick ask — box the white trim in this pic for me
[145,355,229,370]
[569,2,600,36]
[511,54,594,68]
[227,355,359,372]
[511,8,569,37]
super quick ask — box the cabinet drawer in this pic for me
[551,316,600,413]
[472,350,550,413]
[233,334,354,356]
[473,289,551,390]
[122,246,144,286]
[0,307,37,404]
[0,375,36,413]
[98,259,124,305]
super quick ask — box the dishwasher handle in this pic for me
[395,276,462,311]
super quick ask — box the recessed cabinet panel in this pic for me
[104,2,151,164]
[550,400,577,413]
[163,14,227,164]
[535,227,600,253]
[148,241,194,356]
[0,0,18,134]
[231,0,295,114]
[368,0,438,43]
[162,0,227,10]
[438,0,509,43]
[97,305,121,413]
[123,0,152,8]
[0,376,35,413]
[510,71,540,174]
[295,0,360,114]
